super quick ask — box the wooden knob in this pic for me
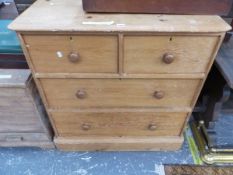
[148,124,157,131]
[163,53,174,64]
[154,91,165,99]
[76,90,87,99]
[68,52,80,63]
[82,123,91,131]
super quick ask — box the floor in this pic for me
[0,113,232,175]
[0,138,192,175]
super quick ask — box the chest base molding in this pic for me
[54,136,183,151]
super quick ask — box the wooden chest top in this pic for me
[8,0,231,33]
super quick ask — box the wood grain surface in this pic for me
[40,78,201,109]
[8,0,231,33]
[55,136,184,151]
[24,35,118,73]
[51,112,187,137]
[124,35,219,74]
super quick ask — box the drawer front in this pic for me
[124,36,218,74]
[24,35,118,73]
[40,79,200,109]
[51,112,187,136]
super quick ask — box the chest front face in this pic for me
[17,30,224,151]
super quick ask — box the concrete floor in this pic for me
[0,141,192,175]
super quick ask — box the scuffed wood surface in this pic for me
[23,35,118,73]
[51,112,186,137]
[124,35,219,74]
[40,79,200,109]
[55,136,184,151]
[9,0,231,33]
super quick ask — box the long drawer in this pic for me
[40,79,200,109]
[51,112,187,137]
[23,35,118,73]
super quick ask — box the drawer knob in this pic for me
[76,90,87,99]
[154,91,165,99]
[68,52,80,63]
[163,53,174,64]
[148,124,157,131]
[82,123,91,131]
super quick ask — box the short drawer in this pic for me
[51,112,187,137]
[40,79,200,109]
[124,35,219,74]
[24,35,118,73]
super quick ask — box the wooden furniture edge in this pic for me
[48,107,192,113]
[17,34,59,137]
[8,0,231,33]
[54,136,184,151]
[179,33,226,136]
[35,73,205,79]
[18,31,226,36]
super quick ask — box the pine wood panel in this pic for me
[55,136,184,151]
[40,79,201,109]
[34,72,205,79]
[23,35,118,73]
[52,112,187,137]
[124,35,219,74]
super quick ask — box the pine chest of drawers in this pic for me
[9,0,231,151]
